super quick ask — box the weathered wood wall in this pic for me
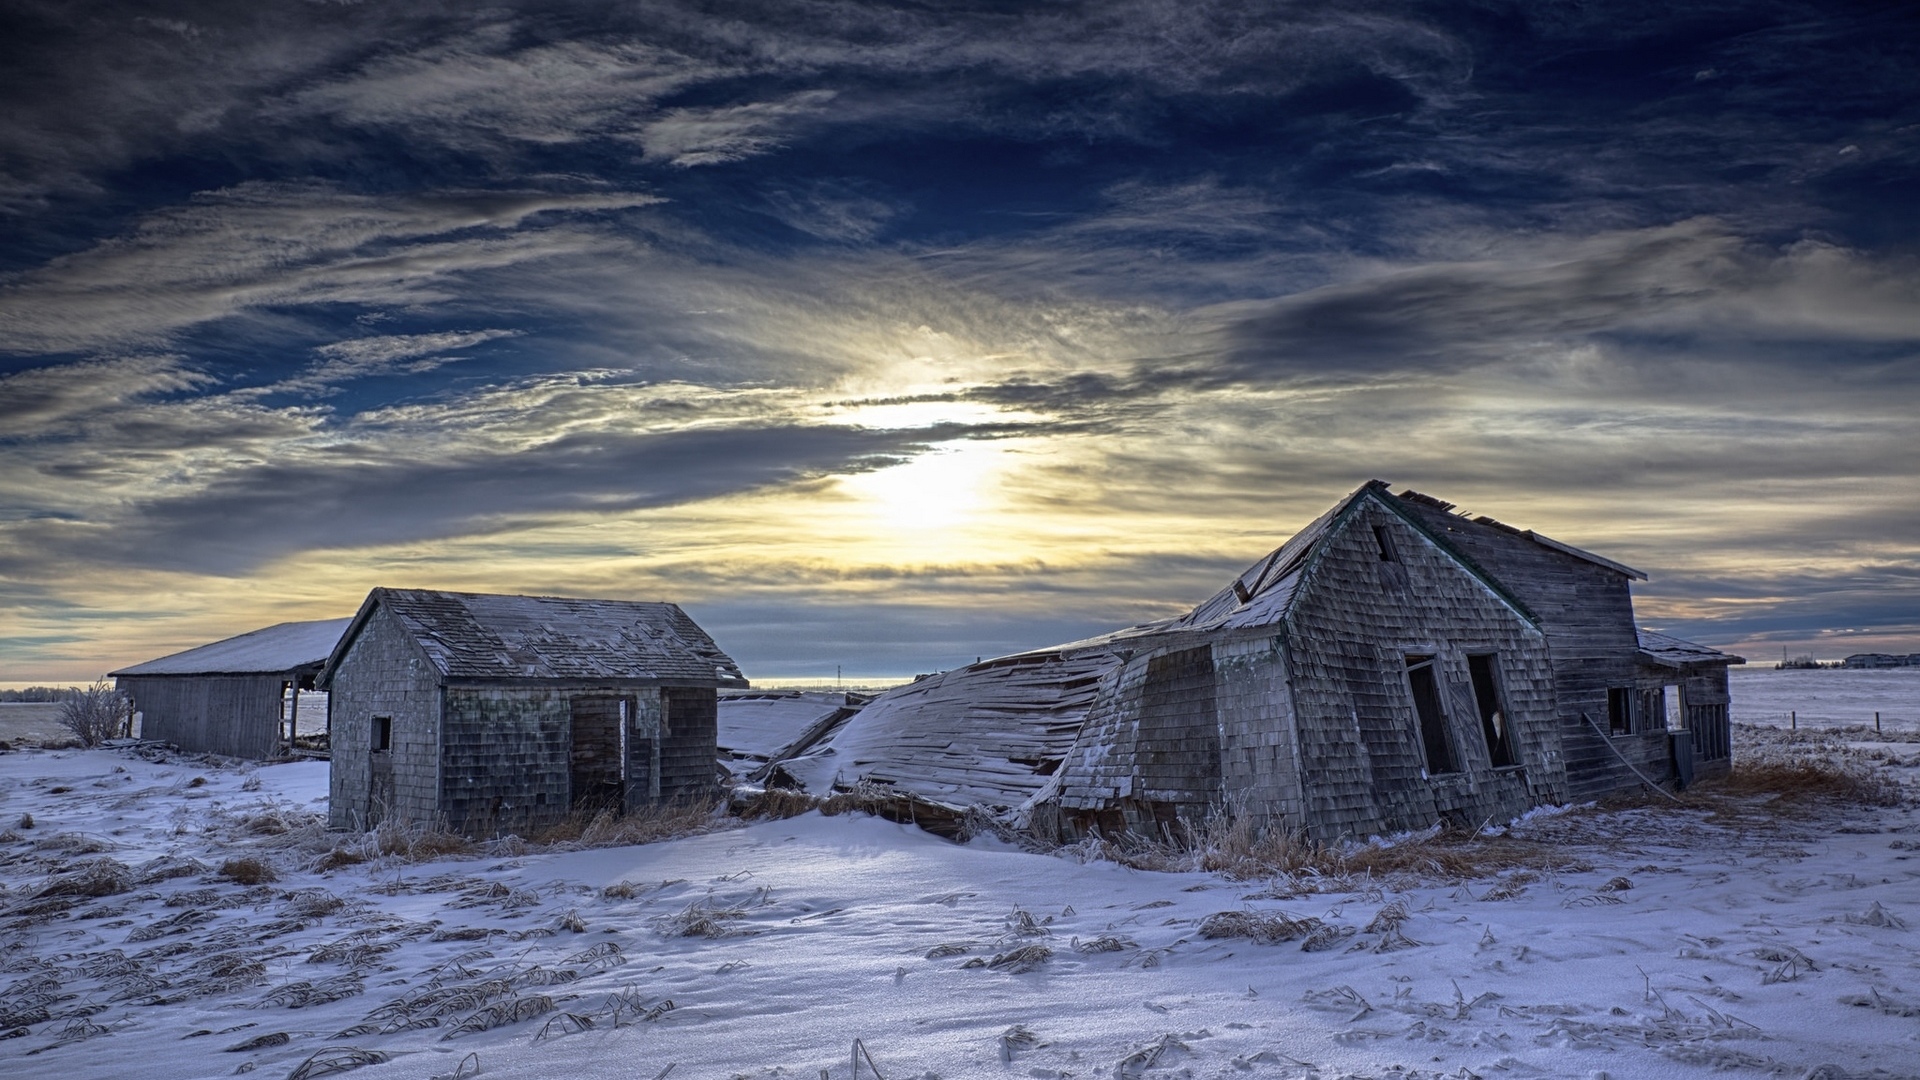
[662,688,720,800]
[1393,496,1656,799]
[1276,500,1564,840]
[120,674,287,759]
[327,608,442,830]
[1048,496,1567,843]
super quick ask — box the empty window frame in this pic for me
[1404,656,1458,774]
[1467,653,1517,768]
[1607,688,1632,735]
[371,715,393,752]
[1372,524,1399,562]
[1662,685,1684,730]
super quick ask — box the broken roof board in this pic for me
[322,589,747,688]
[778,643,1134,810]
[1637,628,1747,667]
[718,691,863,761]
[111,617,353,677]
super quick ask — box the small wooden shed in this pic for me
[319,588,746,836]
[112,618,351,758]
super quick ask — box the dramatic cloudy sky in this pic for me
[3,0,1917,682]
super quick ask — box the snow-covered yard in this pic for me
[2,725,1917,1080]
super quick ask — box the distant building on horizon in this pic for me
[1842,653,1920,669]
[320,587,745,836]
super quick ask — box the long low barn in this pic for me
[112,618,352,759]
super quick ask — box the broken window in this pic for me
[1662,685,1684,730]
[1607,688,1632,735]
[1467,653,1517,768]
[1373,524,1399,562]
[371,715,392,752]
[1405,656,1458,774]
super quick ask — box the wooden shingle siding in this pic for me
[437,688,570,835]
[324,588,737,837]
[661,688,720,800]
[1257,501,1562,839]
[1393,494,1659,800]
[328,606,442,830]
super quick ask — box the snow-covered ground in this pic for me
[1731,667,1920,732]
[2,724,1918,1078]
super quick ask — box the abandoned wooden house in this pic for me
[320,588,746,836]
[111,617,352,758]
[1390,490,1743,796]
[775,481,1740,842]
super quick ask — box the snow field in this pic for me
[0,729,1914,1080]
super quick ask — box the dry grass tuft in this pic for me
[35,857,133,898]
[983,944,1052,973]
[1199,909,1326,945]
[370,818,473,861]
[1085,803,1585,885]
[286,1046,390,1080]
[1701,760,1902,808]
[656,899,754,938]
[218,856,279,885]
[533,800,728,849]
[731,787,819,820]
[312,846,368,873]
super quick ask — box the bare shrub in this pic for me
[56,680,128,747]
[218,856,279,885]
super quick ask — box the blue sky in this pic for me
[3,0,1918,681]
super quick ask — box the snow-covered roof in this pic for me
[111,617,352,677]
[1637,628,1746,667]
[326,589,746,686]
[718,690,864,766]
[778,636,1143,810]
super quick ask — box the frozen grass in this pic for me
[1083,805,1589,886]
[1700,759,1903,807]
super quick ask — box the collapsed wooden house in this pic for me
[320,588,745,836]
[776,481,1741,841]
[111,617,352,758]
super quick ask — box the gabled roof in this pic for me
[1637,628,1746,667]
[322,588,746,687]
[1174,480,1540,632]
[1396,489,1647,581]
[112,618,352,677]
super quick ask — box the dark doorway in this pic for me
[1405,657,1457,774]
[1467,654,1516,767]
[569,695,627,814]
